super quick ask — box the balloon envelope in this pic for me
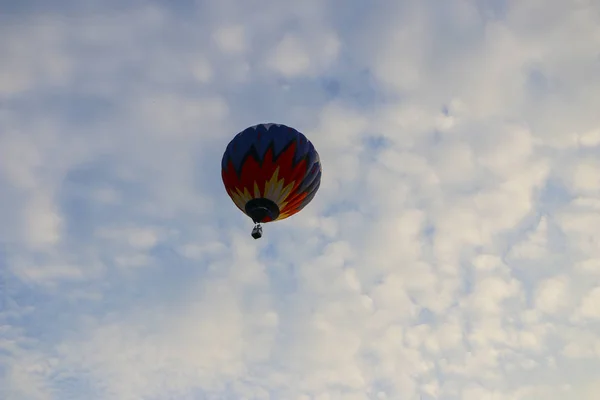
[221,123,322,224]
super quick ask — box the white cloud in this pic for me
[266,31,340,77]
[23,194,63,248]
[569,157,600,195]
[0,18,71,95]
[212,24,247,54]
[535,275,571,315]
[191,57,214,83]
[509,216,549,260]
[2,0,600,399]
[577,286,600,320]
[96,226,160,249]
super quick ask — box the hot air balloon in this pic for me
[221,123,322,239]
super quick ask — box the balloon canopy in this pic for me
[221,123,322,238]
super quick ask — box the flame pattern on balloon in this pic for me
[221,123,322,223]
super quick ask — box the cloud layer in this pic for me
[2,0,600,399]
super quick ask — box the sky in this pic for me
[1,0,600,399]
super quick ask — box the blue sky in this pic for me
[2,0,600,399]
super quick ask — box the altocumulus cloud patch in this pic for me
[2,0,600,399]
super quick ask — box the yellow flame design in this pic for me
[228,167,296,221]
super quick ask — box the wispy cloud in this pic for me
[2,0,600,399]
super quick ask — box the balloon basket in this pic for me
[251,224,263,239]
